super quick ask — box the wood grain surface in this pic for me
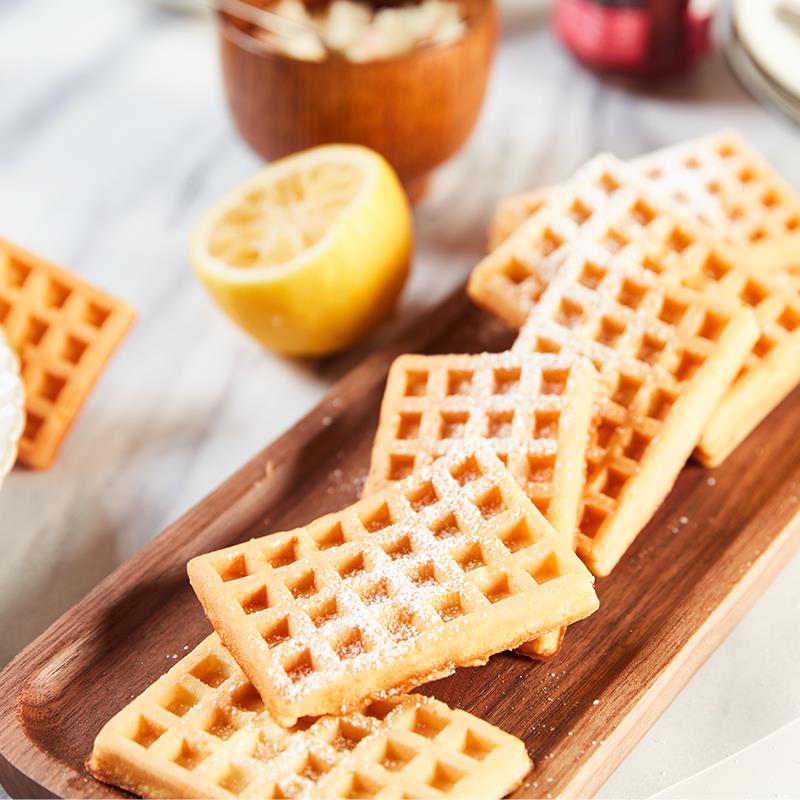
[1,284,800,799]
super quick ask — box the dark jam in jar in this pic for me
[553,0,717,79]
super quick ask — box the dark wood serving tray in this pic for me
[2,284,800,799]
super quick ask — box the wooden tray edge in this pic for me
[561,509,800,797]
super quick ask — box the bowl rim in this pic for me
[217,0,496,68]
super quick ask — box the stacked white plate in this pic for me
[0,328,24,489]
[728,0,800,124]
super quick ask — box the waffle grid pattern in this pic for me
[758,231,800,293]
[487,188,549,250]
[470,153,754,331]
[188,447,598,721]
[0,239,135,469]
[512,245,758,574]
[677,252,800,465]
[363,352,598,659]
[89,635,531,799]
[487,131,800,254]
[557,159,800,467]
[473,153,800,469]
[364,352,596,540]
[634,130,800,249]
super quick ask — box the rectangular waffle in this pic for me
[670,247,800,466]
[470,153,688,329]
[188,445,599,722]
[363,352,598,658]
[528,152,800,468]
[634,130,800,252]
[487,131,800,255]
[0,239,135,469]
[512,245,759,576]
[472,153,800,468]
[89,634,532,799]
[364,352,596,542]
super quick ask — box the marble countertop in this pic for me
[2,1,799,797]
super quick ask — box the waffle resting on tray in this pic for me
[88,634,532,800]
[511,244,758,574]
[487,130,800,253]
[188,445,599,723]
[363,351,597,659]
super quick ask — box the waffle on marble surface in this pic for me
[88,634,531,800]
[363,352,598,659]
[0,239,135,469]
[487,131,800,255]
[188,446,598,722]
[512,246,759,575]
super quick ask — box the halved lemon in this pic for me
[190,144,413,356]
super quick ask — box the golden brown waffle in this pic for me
[469,153,694,329]
[89,634,532,799]
[488,188,549,251]
[634,130,800,251]
[756,230,800,293]
[364,352,597,539]
[673,249,800,466]
[512,245,759,576]
[473,154,800,469]
[363,352,597,659]
[488,131,800,254]
[188,446,599,722]
[0,239,135,469]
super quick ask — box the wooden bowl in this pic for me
[217,0,497,201]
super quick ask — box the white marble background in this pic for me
[1,0,799,796]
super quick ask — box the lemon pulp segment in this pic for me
[208,163,362,269]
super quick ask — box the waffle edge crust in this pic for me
[87,634,532,799]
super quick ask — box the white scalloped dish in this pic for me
[0,328,24,488]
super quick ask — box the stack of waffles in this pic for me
[90,445,602,797]
[89,131,799,799]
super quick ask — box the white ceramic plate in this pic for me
[733,0,800,101]
[650,717,800,799]
[0,329,24,489]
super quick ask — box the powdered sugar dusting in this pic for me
[191,446,593,719]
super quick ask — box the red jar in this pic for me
[553,0,718,79]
